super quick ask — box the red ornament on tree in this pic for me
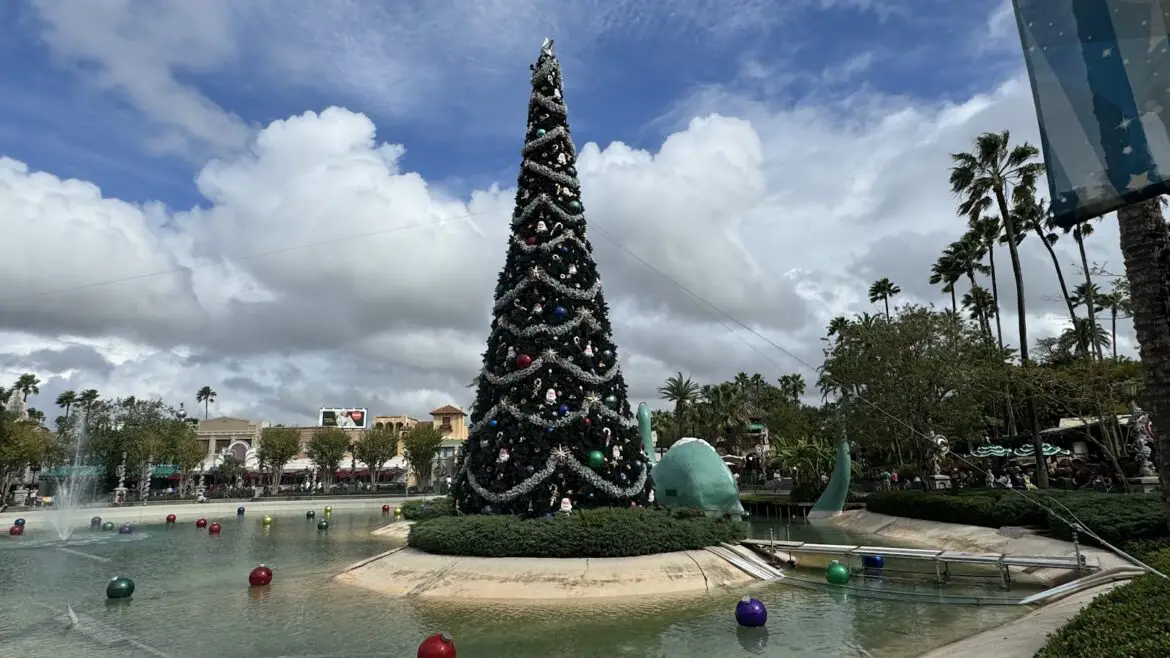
[516,353,533,369]
[582,417,592,426]
[525,237,537,245]
[248,564,273,587]
[417,633,456,658]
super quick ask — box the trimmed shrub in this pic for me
[399,496,455,521]
[865,489,1168,548]
[407,506,746,558]
[1036,549,1170,657]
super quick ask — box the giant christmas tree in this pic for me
[451,39,652,516]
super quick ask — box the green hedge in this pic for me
[407,506,745,558]
[398,496,455,521]
[1036,548,1170,657]
[865,489,1168,548]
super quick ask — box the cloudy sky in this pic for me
[0,0,1135,425]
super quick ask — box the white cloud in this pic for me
[0,1,1140,424]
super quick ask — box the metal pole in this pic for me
[1072,527,1083,577]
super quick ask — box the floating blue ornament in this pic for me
[863,554,885,570]
[735,596,767,627]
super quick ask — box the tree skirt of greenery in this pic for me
[1036,549,1170,657]
[398,497,455,521]
[407,506,745,558]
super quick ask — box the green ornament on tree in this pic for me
[568,200,581,211]
[536,128,546,137]
[588,450,605,469]
[826,561,851,585]
[604,395,618,409]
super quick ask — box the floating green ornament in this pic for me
[604,395,618,409]
[826,561,851,585]
[588,450,605,469]
[102,521,115,531]
[317,519,329,530]
[106,576,135,599]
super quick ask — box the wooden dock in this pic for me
[741,538,1099,589]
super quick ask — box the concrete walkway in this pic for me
[1,496,428,530]
[916,582,1122,657]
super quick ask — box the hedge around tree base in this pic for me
[864,488,1169,549]
[1036,548,1170,657]
[406,506,746,558]
[398,496,455,521]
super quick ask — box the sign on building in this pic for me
[319,408,367,429]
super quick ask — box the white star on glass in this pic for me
[1124,145,1134,155]
[1119,117,1135,129]
[1103,47,1113,57]
[1127,172,1151,191]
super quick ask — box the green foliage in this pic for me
[86,397,193,479]
[399,496,455,520]
[1036,549,1170,658]
[307,427,350,486]
[400,425,444,486]
[0,407,59,492]
[407,507,746,558]
[866,489,1169,548]
[353,425,400,488]
[256,426,300,485]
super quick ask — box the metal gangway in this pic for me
[741,538,1099,589]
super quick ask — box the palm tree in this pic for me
[1057,317,1110,359]
[777,374,806,403]
[77,389,100,422]
[868,278,901,320]
[1116,198,1170,529]
[196,386,217,420]
[1016,194,1081,341]
[961,285,996,341]
[14,373,40,401]
[950,129,1047,486]
[1064,221,1105,360]
[826,316,850,338]
[967,215,1006,349]
[1099,284,1131,360]
[929,252,963,312]
[657,373,699,441]
[56,390,77,418]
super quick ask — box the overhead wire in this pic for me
[2,182,1162,577]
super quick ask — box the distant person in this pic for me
[338,410,355,428]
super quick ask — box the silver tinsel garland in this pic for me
[495,307,600,337]
[481,348,622,387]
[493,267,601,312]
[510,192,584,229]
[524,160,578,188]
[468,396,636,435]
[464,445,649,504]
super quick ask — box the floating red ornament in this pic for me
[417,633,456,658]
[382,504,391,513]
[208,522,222,534]
[166,514,176,524]
[516,354,533,369]
[195,518,208,528]
[249,564,273,587]
[8,525,22,536]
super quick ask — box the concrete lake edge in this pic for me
[828,509,1138,657]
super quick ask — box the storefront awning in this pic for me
[965,443,1071,459]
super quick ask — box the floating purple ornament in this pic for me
[735,596,767,628]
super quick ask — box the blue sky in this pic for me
[0,0,1016,211]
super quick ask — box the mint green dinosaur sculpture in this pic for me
[808,400,852,520]
[638,403,746,519]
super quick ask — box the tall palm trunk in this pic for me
[1033,225,1081,326]
[1117,198,1170,532]
[1111,308,1118,359]
[883,298,891,320]
[1075,233,1105,361]
[994,188,1047,487]
[986,246,1006,351]
[949,287,957,313]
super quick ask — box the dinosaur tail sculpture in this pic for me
[808,400,852,521]
[637,403,657,466]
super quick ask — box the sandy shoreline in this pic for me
[336,545,756,600]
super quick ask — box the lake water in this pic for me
[0,509,1028,657]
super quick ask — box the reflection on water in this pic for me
[0,513,1025,657]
